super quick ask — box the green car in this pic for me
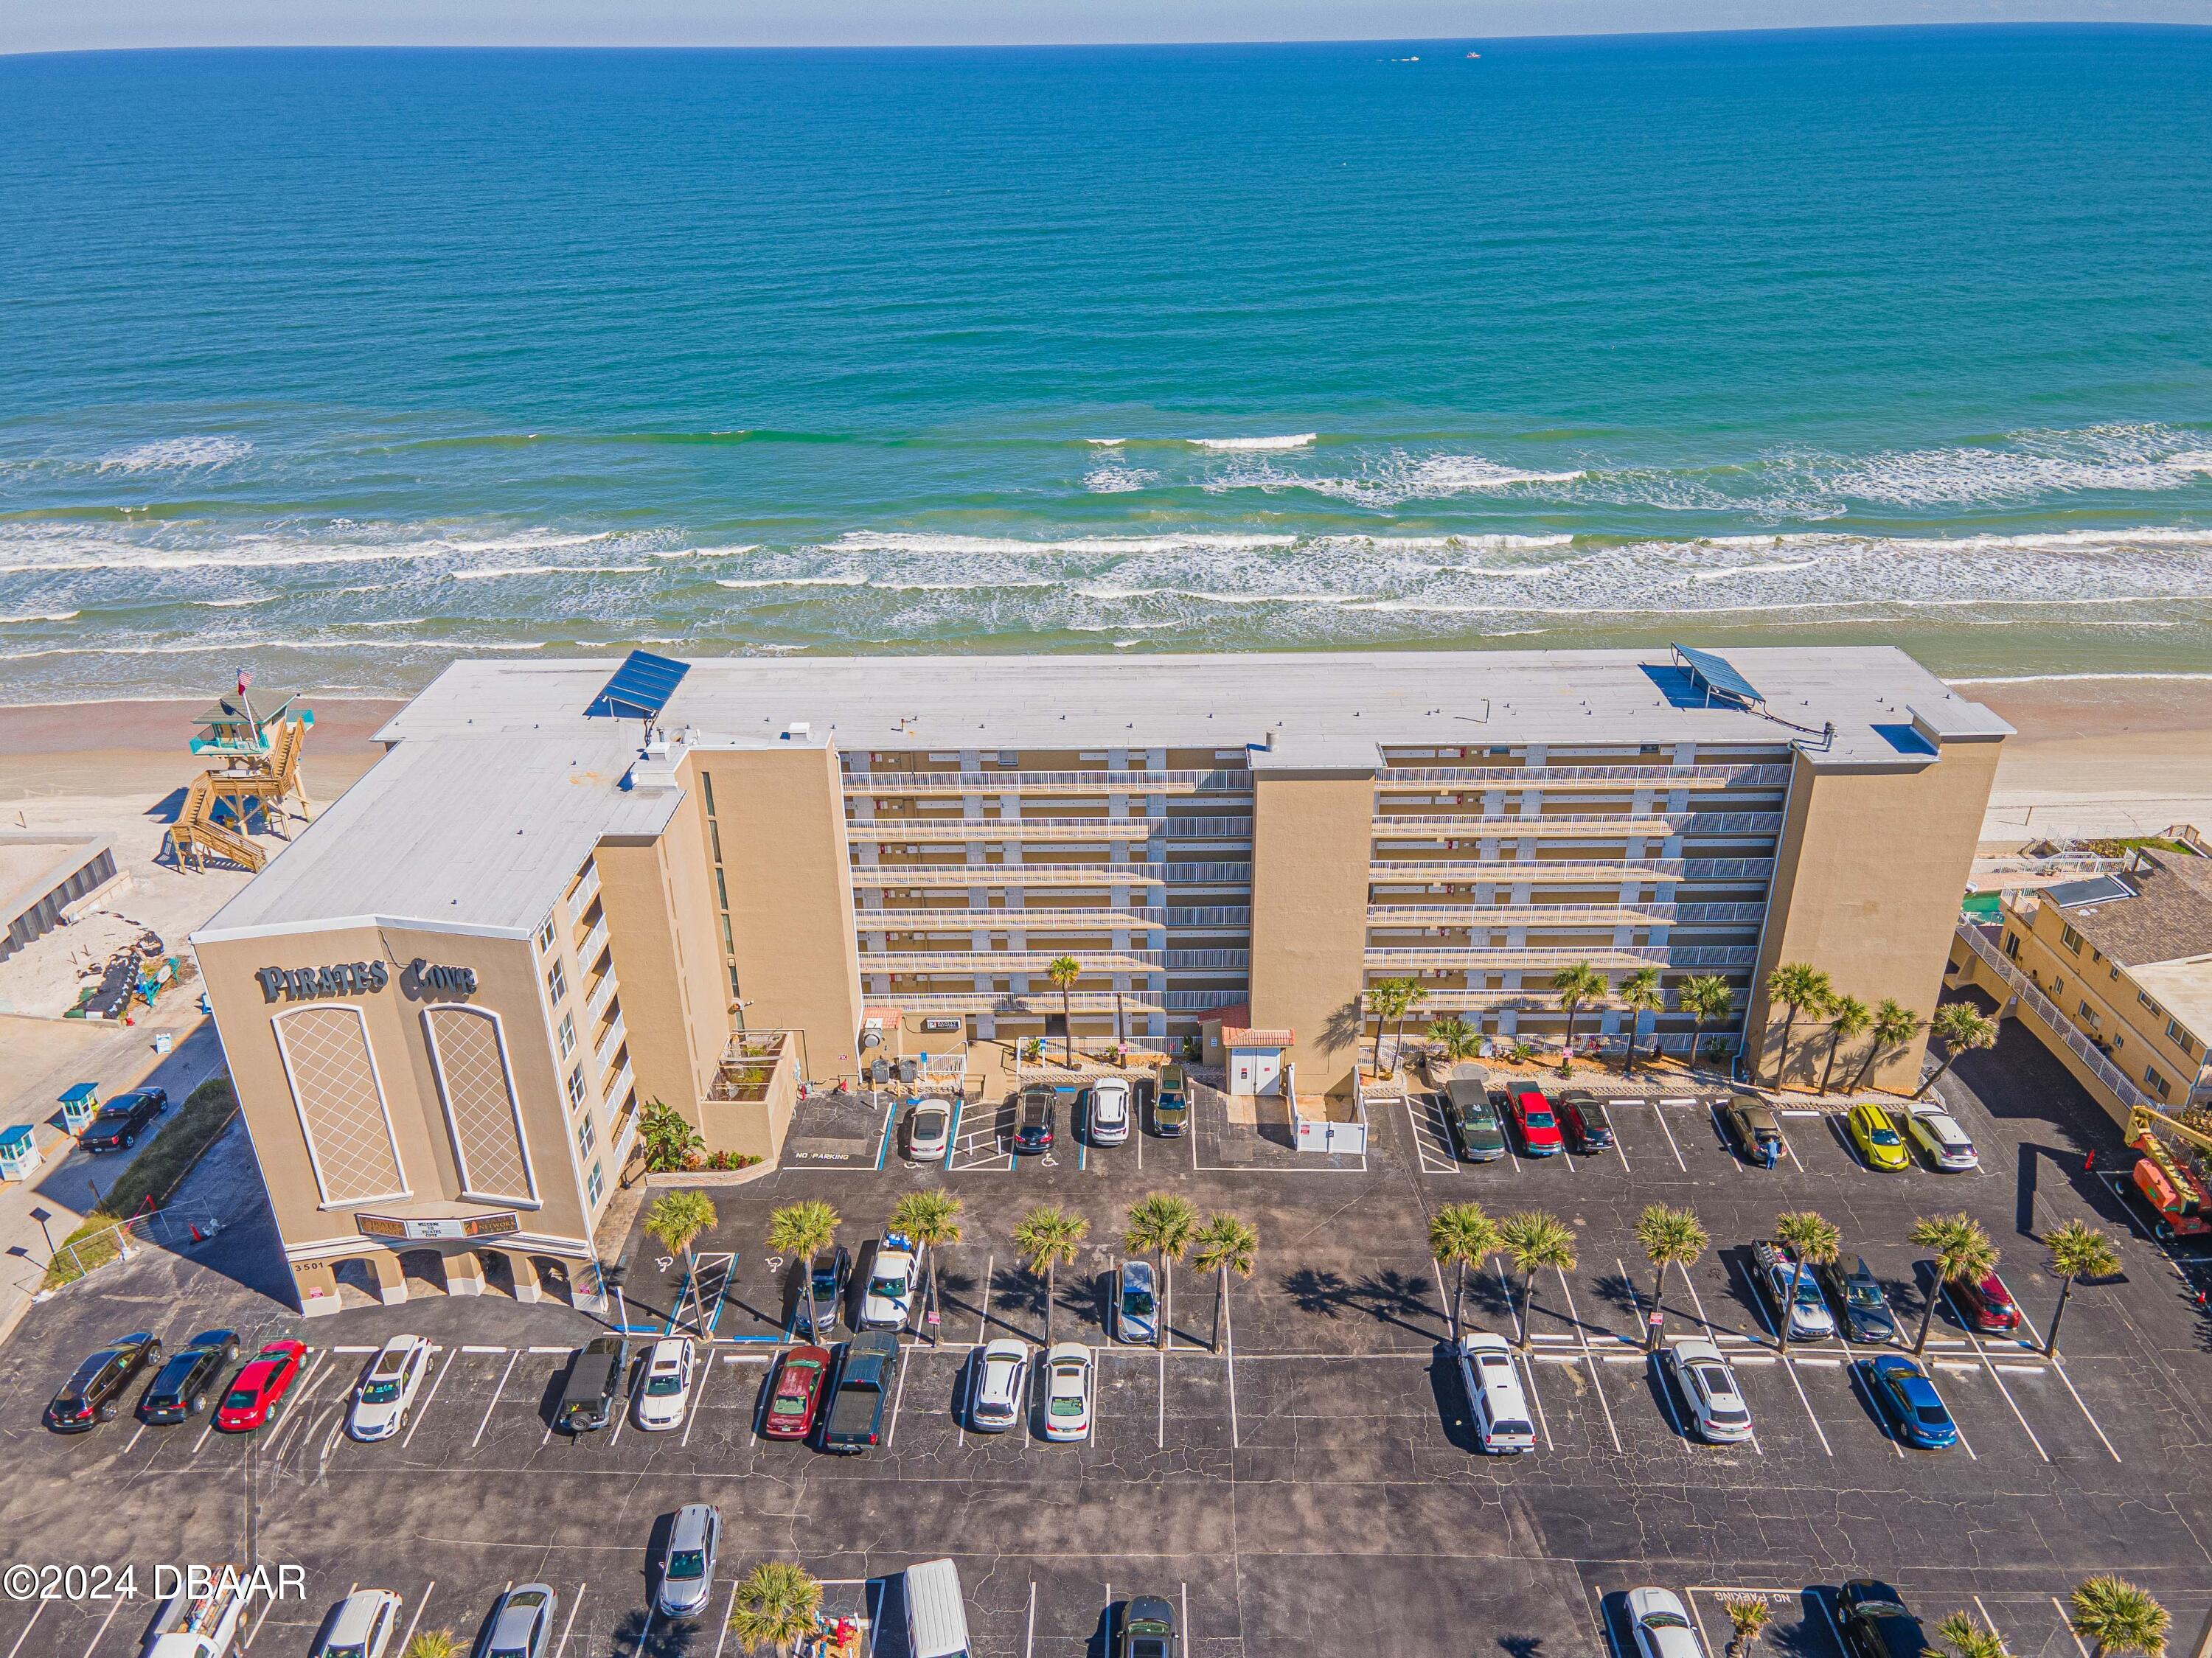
[1442,1080,1508,1162]
[1119,1595,1178,1658]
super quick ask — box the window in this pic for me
[728,964,742,999]
[586,1162,605,1206]
[714,868,729,908]
[537,915,556,954]
[2170,1020,2197,1059]
[700,773,716,815]
[2003,931,2020,959]
[566,1065,585,1110]
[709,819,722,861]
[2079,1000,2098,1025]
[546,961,567,1005]
[557,1011,576,1058]
[577,1115,597,1157]
[2053,975,2065,1000]
[2138,990,2164,1015]
[2059,924,2084,955]
[2145,1065,2171,1099]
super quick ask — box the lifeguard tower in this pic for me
[167,671,314,874]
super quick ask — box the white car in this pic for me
[1663,1338,1753,1444]
[312,1589,403,1658]
[1627,1588,1709,1658]
[861,1233,919,1330]
[346,1334,431,1442]
[1453,1331,1536,1453]
[1753,1241,1837,1342]
[1907,1107,1979,1171]
[970,1337,1029,1432]
[1088,1079,1132,1146]
[1041,1342,1093,1441]
[907,1098,953,1161]
[634,1337,695,1431]
[1115,1259,1158,1345]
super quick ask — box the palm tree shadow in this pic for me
[1283,1265,1349,1321]
[1498,1636,1547,1658]
[1594,1267,1644,1320]
[1353,1267,1445,1337]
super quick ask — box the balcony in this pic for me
[846,770,1251,797]
[846,818,1156,843]
[1164,949,1250,972]
[1953,924,2152,1113]
[1371,857,1687,884]
[712,1030,793,1105]
[855,906,1166,932]
[1363,943,1757,972]
[1374,812,1686,840]
[576,916,610,972]
[1153,816,1254,843]
[886,990,1167,1016]
[566,860,602,926]
[1366,902,1684,928]
[1375,763,1791,790]
[584,971,619,1028]
[858,949,1166,975]
[601,1057,634,1110]
[849,863,1168,889]
[1163,862,1253,887]
[593,1014,627,1079]
[1164,905,1253,929]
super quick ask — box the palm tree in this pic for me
[1046,954,1082,1065]
[765,1198,840,1341]
[1851,998,1921,1093]
[1618,967,1666,1077]
[1427,1014,1481,1073]
[1773,1210,1841,1354]
[1429,1202,1501,1340]
[1634,1203,1708,1349]
[1907,1211,1998,1355]
[645,1188,719,1305]
[1721,1598,1773,1658]
[1191,1212,1258,1354]
[1916,1003,1998,1100]
[2042,1219,2121,1357]
[1123,1192,1198,1351]
[727,1561,825,1657]
[2068,1576,2171,1658]
[889,1190,963,1345]
[1366,978,1417,1073]
[1678,975,1733,1073]
[1819,995,1872,1094]
[1012,1203,1088,1343]
[1551,961,1607,1074]
[1498,1210,1577,1347]
[1763,961,1833,1087]
[1392,979,1430,1073]
[1936,1612,2011,1658]
[403,1631,465,1658]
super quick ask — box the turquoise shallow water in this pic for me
[1,29,2209,700]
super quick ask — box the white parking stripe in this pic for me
[714,1580,740,1658]
[1723,1257,1831,1455]
[1554,1267,1622,1452]
[395,1581,435,1658]
[1944,1286,2051,1461]
[1223,1286,1240,1449]
[1648,1103,1688,1171]
[886,1348,909,1448]
[1155,1345,1166,1449]
[680,1353,714,1447]
[75,1595,122,1658]
[2053,1598,2093,1658]
[399,1354,454,1449]
[475,1351,521,1449]
[4,1602,44,1658]
[552,1585,585,1658]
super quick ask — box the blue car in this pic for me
[1862,1354,1957,1449]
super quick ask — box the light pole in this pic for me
[29,1206,55,1261]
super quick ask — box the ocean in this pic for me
[1,28,2209,703]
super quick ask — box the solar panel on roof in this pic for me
[585,650,690,721]
[1672,645,1765,709]
[2046,874,2134,910]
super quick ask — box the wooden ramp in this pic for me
[167,773,268,873]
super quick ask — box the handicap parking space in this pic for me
[947,1097,1017,1173]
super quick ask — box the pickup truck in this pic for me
[820,1331,901,1455]
[143,1570,248,1658]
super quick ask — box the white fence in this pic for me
[1953,922,2150,1114]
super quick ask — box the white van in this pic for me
[1454,1331,1537,1454]
[905,1558,973,1658]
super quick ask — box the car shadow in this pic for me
[1426,1343,1483,1455]
[1641,1354,1696,1443]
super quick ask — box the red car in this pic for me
[762,1345,832,1441]
[1510,1089,1565,1157]
[1954,1269,2022,1335]
[215,1340,307,1432]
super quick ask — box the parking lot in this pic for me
[1,1014,2209,1658]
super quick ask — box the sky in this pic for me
[4,0,2208,52]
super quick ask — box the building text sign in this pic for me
[257,958,479,1003]
[355,1211,519,1241]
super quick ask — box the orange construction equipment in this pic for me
[2126,1104,2212,1240]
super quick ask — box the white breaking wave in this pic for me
[192,595,277,607]
[714,574,869,589]
[1188,433,1317,450]
[1207,450,1585,507]
[1071,586,1374,606]
[449,563,651,579]
[0,610,79,624]
[94,436,254,473]
[829,531,1299,556]
[1085,465,1158,494]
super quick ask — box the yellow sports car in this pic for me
[1848,1102,1910,1171]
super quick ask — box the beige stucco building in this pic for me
[192,644,2006,1313]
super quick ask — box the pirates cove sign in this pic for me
[257,958,479,1003]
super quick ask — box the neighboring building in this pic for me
[192,644,2006,1312]
[1987,849,2212,1115]
[0,830,125,972]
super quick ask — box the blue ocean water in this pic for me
[1,29,2209,700]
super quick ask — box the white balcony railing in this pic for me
[594,1015,627,1079]
[585,972,619,1028]
[855,907,1166,932]
[846,818,1157,843]
[849,864,1167,888]
[860,950,1165,975]
[601,1058,634,1110]
[576,917,610,972]
[1954,923,2151,1113]
[566,860,602,926]
[847,770,1249,797]
[1375,763,1792,790]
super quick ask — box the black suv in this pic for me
[1816,1256,1898,1345]
[80,1087,167,1152]
[1838,1580,1929,1658]
[139,1330,242,1424]
[557,1335,630,1433]
[1558,1091,1615,1153]
[47,1332,163,1431]
[1013,1087,1055,1154]
[808,1245,852,1331]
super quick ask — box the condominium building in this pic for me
[191,644,2006,1312]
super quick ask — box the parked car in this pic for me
[1751,1241,1836,1342]
[1838,1580,1931,1658]
[1119,1596,1178,1658]
[1013,1087,1056,1154]
[808,1244,853,1332]
[1509,1088,1565,1157]
[860,1233,919,1330]
[215,1340,307,1432]
[476,1583,557,1658]
[1453,1331,1536,1454]
[1089,1078,1133,1146]
[310,1590,403,1658]
[1815,1255,1897,1345]
[905,1098,953,1162]
[46,1331,162,1432]
[347,1334,432,1442]
[762,1345,832,1441]
[1847,1102,1910,1171]
[1441,1080,1507,1162]
[905,1559,973,1658]
[821,1331,901,1454]
[1953,1267,2023,1334]
[1116,1258,1159,1345]
[1860,1354,1958,1449]
[138,1329,240,1425]
[970,1337,1030,1432]
[1906,1107,1979,1171]
[1626,1587,1708,1658]
[655,1502,722,1619]
[79,1087,166,1151]
[634,1337,697,1432]
[1152,1065,1189,1137]
[1722,1096,1786,1168]
[1558,1090,1615,1154]
[1041,1342,1093,1441]
[1663,1338,1753,1443]
[557,1335,629,1434]
[142,1567,251,1658]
